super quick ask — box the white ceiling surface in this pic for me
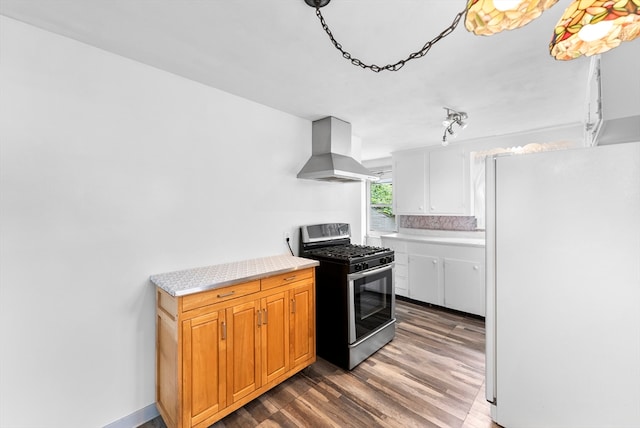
[1,0,593,160]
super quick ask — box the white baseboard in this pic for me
[103,403,159,428]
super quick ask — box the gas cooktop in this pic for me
[299,223,395,272]
[304,244,392,262]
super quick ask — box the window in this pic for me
[368,169,396,233]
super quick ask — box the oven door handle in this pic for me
[347,263,394,281]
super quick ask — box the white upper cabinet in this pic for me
[393,146,471,216]
[428,147,469,215]
[393,150,427,215]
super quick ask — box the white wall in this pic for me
[598,41,640,144]
[0,17,363,428]
[601,41,640,121]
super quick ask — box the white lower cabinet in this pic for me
[408,255,441,305]
[384,237,485,316]
[443,258,484,316]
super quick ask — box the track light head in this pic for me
[441,107,468,145]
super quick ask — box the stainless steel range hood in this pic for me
[297,116,378,182]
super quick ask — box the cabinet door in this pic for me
[182,311,226,427]
[261,290,290,385]
[289,281,315,369]
[394,151,427,214]
[408,255,442,305]
[444,258,484,316]
[429,148,469,215]
[226,300,261,404]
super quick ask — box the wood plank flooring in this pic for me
[141,299,499,428]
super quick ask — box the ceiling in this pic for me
[1,0,596,160]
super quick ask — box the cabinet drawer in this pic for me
[181,280,261,312]
[261,268,314,291]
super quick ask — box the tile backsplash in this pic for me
[399,215,478,231]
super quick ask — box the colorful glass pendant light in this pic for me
[465,0,560,35]
[550,0,640,60]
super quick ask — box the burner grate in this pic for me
[305,244,391,261]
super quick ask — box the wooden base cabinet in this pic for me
[182,310,226,427]
[156,268,316,428]
[289,281,314,369]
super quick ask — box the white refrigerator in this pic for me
[485,142,640,427]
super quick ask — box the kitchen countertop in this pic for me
[150,254,319,297]
[381,233,485,248]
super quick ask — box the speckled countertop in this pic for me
[150,254,319,297]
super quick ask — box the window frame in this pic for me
[366,168,397,236]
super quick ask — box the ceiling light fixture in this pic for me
[465,0,559,36]
[303,0,468,72]
[442,107,468,146]
[304,1,639,63]
[550,0,640,60]
[464,0,639,60]
[304,0,640,66]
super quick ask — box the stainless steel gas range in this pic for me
[300,223,396,370]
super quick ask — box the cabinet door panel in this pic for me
[226,300,260,404]
[290,282,315,368]
[394,152,427,214]
[408,255,442,305]
[262,291,289,384]
[182,311,225,426]
[444,258,484,316]
[429,148,467,215]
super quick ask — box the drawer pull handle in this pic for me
[217,291,235,298]
[283,276,297,281]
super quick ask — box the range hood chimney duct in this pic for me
[297,116,378,182]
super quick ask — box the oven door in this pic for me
[347,263,395,344]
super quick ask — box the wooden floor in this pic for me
[142,299,499,428]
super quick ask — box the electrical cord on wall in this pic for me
[286,237,294,256]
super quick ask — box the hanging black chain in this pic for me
[312,3,468,72]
